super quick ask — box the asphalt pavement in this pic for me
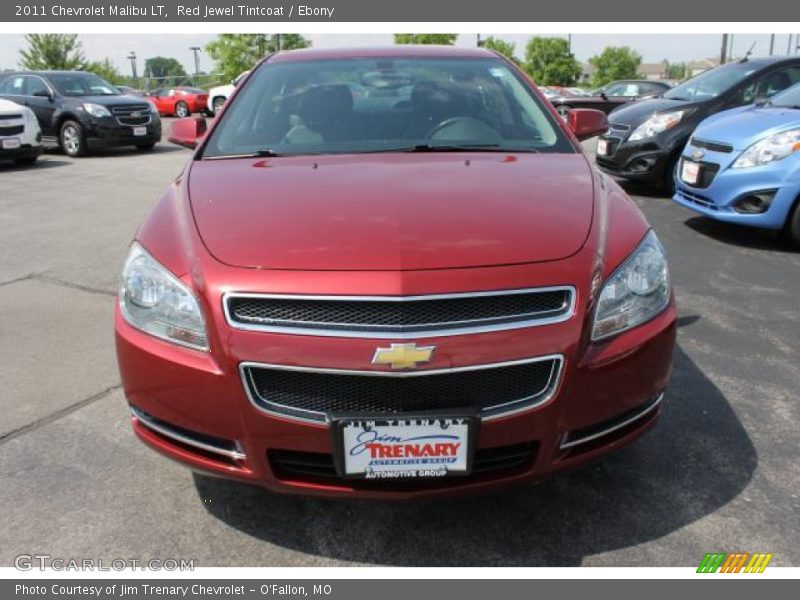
[1,129,798,567]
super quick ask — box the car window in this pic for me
[47,73,119,96]
[665,62,758,101]
[204,56,573,158]
[760,66,800,97]
[769,81,800,107]
[0,76,25,95]
[23,76,49,97]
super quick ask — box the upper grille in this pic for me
[225,287,574,338]
[0,124,24,136]
[110,104,152,126]
[690,138,734,154]
[241,356,562,422]
[0,113,23,120]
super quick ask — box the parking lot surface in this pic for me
[1,128,798,567]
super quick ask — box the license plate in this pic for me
[597,139,609,156]
[335,416,474,479]
[2,138,21,149]
[133,126,147,136]
[681,159,700,185]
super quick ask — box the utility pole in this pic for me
[720,34,728,65]
[476,34,482,47]
[769,34,775,55]
[568,34,572,53]
[189,46,201,76]
[126,51,138,85]
[788,34,794,55]
[728,34,735,60]
[274,34,281,52]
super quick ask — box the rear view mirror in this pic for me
[168,116,207,149]
[567,108,609,141]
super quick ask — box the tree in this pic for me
[666,61,687,81]
[19,34,85,70]
[481,36,518,63]
[84,58,124,84]
[394,34,457,45]
[143,56,187,79]
[523,37,581,86]
[205,34,310,82]
[589,46,642,87]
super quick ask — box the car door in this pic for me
[22,75,57,136]
[150,89,170,115]
[602,82,642,112]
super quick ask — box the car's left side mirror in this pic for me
[168,116,207,149]
[567,108,608,141]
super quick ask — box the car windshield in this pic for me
[203,56,573,158]
[769,82,800,107]
[181,87,206,94]
[664,62,757,101]
[48,73,120,96]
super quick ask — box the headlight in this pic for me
[147,101,158,114]
[83,103,111,118]
[119,242,209,351]
[628,111,685,141]
[592,230,671,341]
[731,128,800,168]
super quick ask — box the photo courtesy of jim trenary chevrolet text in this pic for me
[0,0,798,594]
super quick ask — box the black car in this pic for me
[551,80,671,118]
[0,71,161,156]
[596,57,800,191]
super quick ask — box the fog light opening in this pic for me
[630,157,656,173]
[733,191,776,214]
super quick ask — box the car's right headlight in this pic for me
[731,128,800,168]
[82,103,111,118]
[592,230,671,341]
[119,242,209,351]
[628,110,685,141]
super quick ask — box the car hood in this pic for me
[188,153,595,271]
[608,96,700,125]
[692,105,800,151]
[78,95,150,106]
[209,84,234,97]
[0,97,26,115]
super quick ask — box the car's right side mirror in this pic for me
[168,116,207,149]
[567,108,609,141]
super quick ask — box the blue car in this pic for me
[673,82,800,245]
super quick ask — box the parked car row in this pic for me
[593,56,800,244]
[550,80,673,117]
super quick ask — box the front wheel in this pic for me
[783,197,800,247]
[660,154,680,196]
[60,120,87,157]
[174,101,190,118]
[212,97,225,115]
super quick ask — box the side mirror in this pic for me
[567,108,608,141]
[168,116,207,149]
[33,89,53,101]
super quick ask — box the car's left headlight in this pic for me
[147,101,158,114]
[731,128,800,168]
[628,110,685,141]
[119,242,209,351]
[592,230,671,341]
[82,103,111,118]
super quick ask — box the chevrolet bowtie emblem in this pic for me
[372,343,435,370]
[691,148,706,161]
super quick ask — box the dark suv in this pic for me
[0,71,162,156]
[596,57,800,191]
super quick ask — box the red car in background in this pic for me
[116,47,676,500]
[149,86,208,117]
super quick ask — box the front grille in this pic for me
[690,138,734,154]
[676,188,718,210]
[269,442,537,487]
[110,104,152,126]
[225,287,574,338]
[242,356,562,422]
[0,124,24,136]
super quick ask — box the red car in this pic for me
[116,47,676,500]
[149,86,208,117]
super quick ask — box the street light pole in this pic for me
[189,46,201,76]
[770,34,775,55]
[720,34,728,65]
[126,51,138,86]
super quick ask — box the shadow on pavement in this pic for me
[0,158,71,172]
[195,344,756,566]
[684,216,799,254]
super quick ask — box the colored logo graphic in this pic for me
[697,552,773,573]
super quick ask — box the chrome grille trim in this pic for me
[239,354,565,425]
[559,393,664,449]
[223,286,576,339]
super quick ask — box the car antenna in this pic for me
[740,42,757,63]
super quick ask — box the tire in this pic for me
[660,153,680,196]
[783,197,800,247]
[135,142,156,152]
[13,155,38,166]
[59,120,87,157]
[174,101,190,118]
[212,96,225,115]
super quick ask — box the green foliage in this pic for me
[394,34,458,45]
[523,37,581,86]
[143,56,187,79]
[666,61,687,80]
[481,37,518,63]
[19,34,85,70]
[84,58,124,85]
[589,46,642,87]
[205,34,310,82]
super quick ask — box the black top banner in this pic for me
[1,0,796,22]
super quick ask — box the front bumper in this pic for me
[84,116,162,148]
[116,288,676,500]
[0,142,42,161]
[595,128,680,184]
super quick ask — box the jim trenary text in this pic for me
[16,584,334,598]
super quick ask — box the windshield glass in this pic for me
[770,81,800,107]
[49,73,120,96]
[203,56,573,158]
[664,62,757,101]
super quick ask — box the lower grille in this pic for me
[269,442,537,486]
[116,115,151,126]
[676,188,718,210]
[0,124,24,136]
[242,356,563,423]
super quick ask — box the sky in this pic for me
[1,33,798,75]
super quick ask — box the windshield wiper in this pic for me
[405,143,539,153]
[254,148,284,157]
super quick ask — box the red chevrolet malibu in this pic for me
[115,47,676,499]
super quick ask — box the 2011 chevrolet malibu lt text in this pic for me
[115,47,677,499]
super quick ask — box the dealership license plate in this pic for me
[597,139,609,156]
[335,417,473,479]
[2,138,21,149]
[133,126,147,136]
[681,160,700,185]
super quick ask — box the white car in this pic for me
[0,98,42,165]
[206,70,249,116]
